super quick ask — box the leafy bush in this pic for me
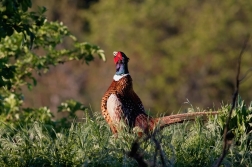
[0,0,105,130]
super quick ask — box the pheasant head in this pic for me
[113,51,130,81]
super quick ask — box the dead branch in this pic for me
[128,128,171,167]
[240,67,252,83]
[128,140,149,167]
[212,34,250,167]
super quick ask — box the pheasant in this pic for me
[101,51,218,134]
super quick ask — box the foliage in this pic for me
[0,104,251,167]
[0,0,44,40]
[0,0,105,129]
[217,96,252,147]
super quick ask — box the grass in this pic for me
[0,104,251,167]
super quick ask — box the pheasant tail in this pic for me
[150,111,219,130]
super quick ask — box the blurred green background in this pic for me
[23,0,252,117]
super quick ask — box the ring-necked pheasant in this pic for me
[101,51,218,134]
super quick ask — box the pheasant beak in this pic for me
[113,51,123,64]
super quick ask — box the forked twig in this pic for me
[239,67,252,83]
[128,140,149,167]
[128,128,170,167]
[213,34,250,167]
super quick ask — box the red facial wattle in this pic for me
[114,51,123,64]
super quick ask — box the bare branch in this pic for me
[149,129,170,167]
[128,128,171,167]
[212,34,250,167]
[240,67,252,83]
[128,140,149,167]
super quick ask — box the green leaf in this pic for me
[27,83,33,90]
[98,50,106,61]
[29,32,35,49]
[38,6,47,14]
[21,2,28,12]
[6,27,14,36]
[27,0,32,8]
[31,77,37,86]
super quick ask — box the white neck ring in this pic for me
[113,74,129,81]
